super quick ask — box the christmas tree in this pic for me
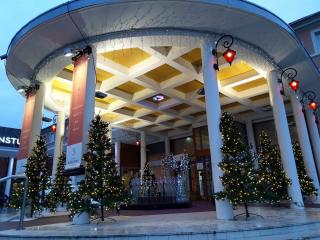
[292,141,317,197]
[82,115,130,221]
[256,131,290,204]
[25,136,51,217]
[8,181,25,209]
[47,152,72,212]
[215,112,258,218]
[67,181,94,218]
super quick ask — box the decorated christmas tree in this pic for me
[47,152,72,212]
[67,181,94,218]
[82,115,130,221]
[215,112,258,218]
[25,136,51,217]
[8,181,25,209]
[256,131,290,204]
[292,141,317,197]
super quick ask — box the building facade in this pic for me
[3,1,320,220]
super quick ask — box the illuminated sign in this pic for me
[0,127,21,148]
[0,136,20,145]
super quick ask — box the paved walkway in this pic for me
[1,206,320,239]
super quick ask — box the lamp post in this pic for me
[212,35,236,71]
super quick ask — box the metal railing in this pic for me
[0,175,28,230]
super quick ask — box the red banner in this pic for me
[16,93,36,174]
[66,54,89,169]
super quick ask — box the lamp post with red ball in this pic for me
[212,34,236,71]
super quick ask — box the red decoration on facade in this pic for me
[223,49,236,65]
[51,124,57,133]
[289,80,299,91]
[309,101,318,111]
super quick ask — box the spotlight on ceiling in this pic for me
[95,91,108,99]
[17,86,26,93]
[64,48,75,57]
[197,87,205,95]
[152,94,165,102]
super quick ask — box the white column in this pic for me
[4,157,14,197]
[115,141,121,174]
[245,120,256,153]
[305,108,320,179]
[201,39,233,220]
[29,83,46,155]
[140,131,147,179]
[164,136,170,155]
[267,70,304,208]
[52,111,65,178]
[291,96,320,202]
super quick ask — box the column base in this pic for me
[214,199,234,220]
[290,202,304,210]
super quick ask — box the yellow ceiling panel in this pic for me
[175,80,203,93]
[101,112,122,122]
[171,103,190,111]
[233,77,267,92]
[122,104,142,112]
[120,119,140,127]
[221,102,242,110]
[249,93,269,101]
[95,95,117,105]
[116,81,145,94]
[96,68,114,82]
[199,96,205,103]
[52,79,72,93]
[101,48,151,68]
[192,111,206,118]
[144,64,181,82]
[181,48,201,66]
[218,61,254,81]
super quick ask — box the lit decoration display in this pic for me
[162,152,190,202]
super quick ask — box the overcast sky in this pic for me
[0,0,319,129]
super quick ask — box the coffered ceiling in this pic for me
[50,46,273,136]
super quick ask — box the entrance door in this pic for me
[196,156,212,200]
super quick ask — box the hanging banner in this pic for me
[16,93,36,174]
[66,54,89,170]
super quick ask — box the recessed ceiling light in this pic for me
[152,94,165,102]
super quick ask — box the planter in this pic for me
[72,212,89,225]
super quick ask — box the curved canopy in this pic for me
[5,0,320,98]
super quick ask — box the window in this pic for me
[311,29,320,54]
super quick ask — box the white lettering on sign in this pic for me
[0,136,20,145]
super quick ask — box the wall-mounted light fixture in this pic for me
[301,90,317,112]
[212,35,236,71]
[279,68,299,95]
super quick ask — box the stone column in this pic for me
[29,84,46,155]
[16,83,45,174]
[140,131,147,180]
[245,120,256,153]
[164,136,170,155]
[201,39,233,220]
[267,70,304,208]
[66,47,96,170]
[115,141,121,174]
[4,157,14,197]
[52,111,65,178]
[291,96,320,202]
[305,108,320,179]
